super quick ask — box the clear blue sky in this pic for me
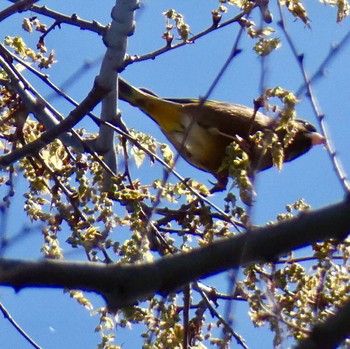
[1,0,350,348]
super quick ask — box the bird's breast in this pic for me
[163,115,228,174]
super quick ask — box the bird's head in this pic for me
[283,120,324,163]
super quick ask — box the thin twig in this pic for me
[277,255,345,264]
[7,0,106,35]
[277,5,350,195]
[222,270,240,344]
[0,302,43,349]
[296,29,350,98]
[124,12,246,67]
[0,46,83,151]
[196,281,249,349]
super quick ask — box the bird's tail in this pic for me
[118,77,161,108]
[118,77,144,106]
[117,77,183,133]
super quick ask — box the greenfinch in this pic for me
[118,77,324,189]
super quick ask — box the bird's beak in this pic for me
[311,132,325,146]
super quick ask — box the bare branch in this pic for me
[124,12,246,67]
[0,79,109,167]
[0,46,83,150]
[277,5,350,194]
[0,1,139,169]
[6,0,106,35]
[87,0,138,190]
[296,30,350,98]
[0,302,42,349]
[196,282,249,349]
[0,199,349,310]
[0,0,39,22]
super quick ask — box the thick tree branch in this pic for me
[0,0,39,22]
[89,0,138,189]
[0,0,138,169]
[0,199,349,311]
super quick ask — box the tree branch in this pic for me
[6,0,106,35]
[0,46,84,151]
[0,0,39,22]
[277,4,350,194]
[0,199,349,311]
[89,0,138,190]
[0,302,42,349]
[0,79,108,167]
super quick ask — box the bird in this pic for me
[117,77,324,191]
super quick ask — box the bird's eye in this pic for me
[297,119,317,133]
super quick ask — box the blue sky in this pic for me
[1,0,350,348]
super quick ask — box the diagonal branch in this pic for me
[0,0,139,170]
[0,302,42,349]
[6,0,106,34]
[124,11,246,67]
[277,4,350,195]
[0,47,84,150]
[0,79,109,167]
[0,0,39,22]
